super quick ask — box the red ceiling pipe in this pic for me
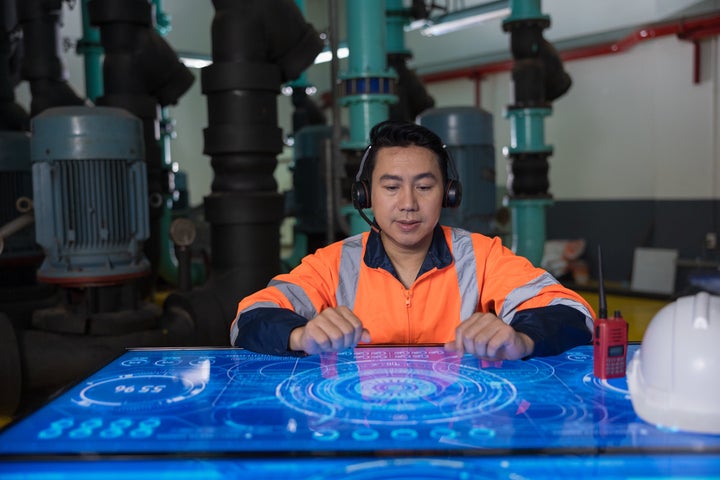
[420,14,720,84]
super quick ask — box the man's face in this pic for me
[370,145,444,253]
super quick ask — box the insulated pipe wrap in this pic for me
[15,0,65,80]
[167,0,323,345]
[16,0,86,115]
[89,0,194,107]
[200,62,282,93]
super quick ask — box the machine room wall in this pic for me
[13,3,720,214]
[425,34,719,202]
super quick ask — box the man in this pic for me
[231,120,594,360]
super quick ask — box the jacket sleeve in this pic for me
[232,307,309,356]
[229,240,345,352]
[475,235,595,332]
[510,304,592,357]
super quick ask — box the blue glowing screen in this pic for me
[2,455,719,479]
[0,345,718,478]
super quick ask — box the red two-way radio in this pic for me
[593,246,629,379]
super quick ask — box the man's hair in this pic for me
[360,120,449,184]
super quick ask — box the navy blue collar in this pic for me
[364,224,453,280]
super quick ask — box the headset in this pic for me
[351,144,463,211]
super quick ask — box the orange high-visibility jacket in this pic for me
[231,225,595,352]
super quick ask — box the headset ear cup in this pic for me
[352,181,371,210]
[443,180,462,208]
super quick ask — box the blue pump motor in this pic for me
[417,106,496,234]
[31,106,150,286]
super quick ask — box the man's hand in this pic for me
[444,312,534,361]
[289,306,371,355]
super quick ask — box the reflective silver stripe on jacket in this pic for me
[230,301,281,345]
[336,233,364,308]
[452,228,480,322]
[498,271,560,322]
[548,297,595,331]
[267,279,319,319]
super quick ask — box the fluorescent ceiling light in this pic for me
[314,46,349,64]
[404,18,430,32]
[179,47,350,68]
[179,46,348,69]
[420,2,510,37]
[178,53,212,69]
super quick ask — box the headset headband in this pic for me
[355,145,372,182]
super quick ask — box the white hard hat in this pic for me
[627,291,720,434]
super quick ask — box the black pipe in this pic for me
[162,0,322,347]
[387,53,435,122]
[291,88,326,134]
[0,0,28,130]
[88,0,194,289]
[15,0,86,116]
[503,16,571,198]
[202,0,322,279]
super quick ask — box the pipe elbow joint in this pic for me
[89,0,195,106]
[538,39,571,101]
[134,29,195,106]
[210,0,323,82]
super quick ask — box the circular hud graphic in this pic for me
[215,396,299,437]
[277,359,518,425]
[227,359,321,382]
[582,372,631,398]
[73,374,206,410]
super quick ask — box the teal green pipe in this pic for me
[357,0,413,236]
[346,0,387,78]
[341,0,397,235]
[151,0,172,36]
[504,0,548,25]
[505,107,552,154]
[342,205,372,234]
[340,0,396,150]
[506,198,552,266]
[79,0,103,101]
[503,0,552,266]
[385,0,410,56]
[504,107,551,264]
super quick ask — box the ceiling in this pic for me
[160,0,720,76]
[403,0,720,74]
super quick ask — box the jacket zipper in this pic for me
[404,268,442,342]
[404,287,412,342]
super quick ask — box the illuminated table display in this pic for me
[1,345,718,478]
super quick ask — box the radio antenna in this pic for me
[597,245,607,319]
